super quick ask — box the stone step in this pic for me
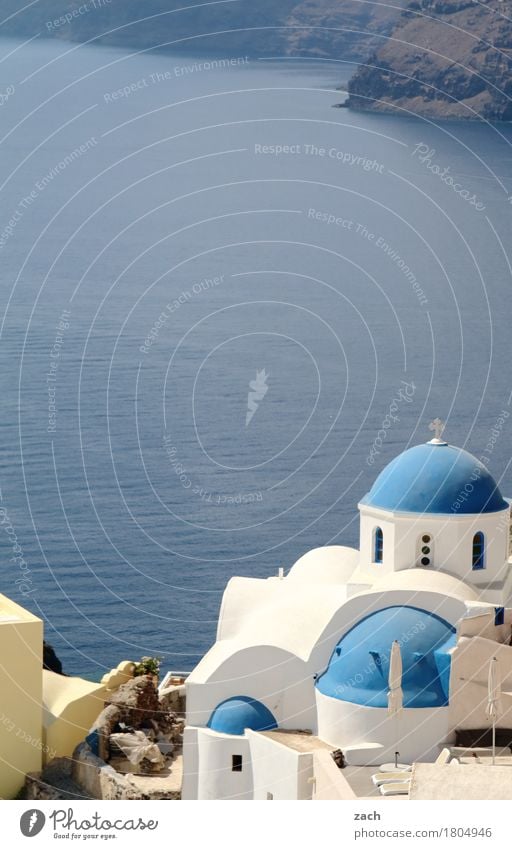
[24,758,93,801]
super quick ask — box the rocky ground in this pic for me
[347,0,512,120]
[24,675,184,800]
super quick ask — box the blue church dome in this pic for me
[316,605,456,708]
[361,442,507,514]
[207,697,278,735]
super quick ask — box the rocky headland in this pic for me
[346,0,512,121]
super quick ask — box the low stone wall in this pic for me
[72,743,182,800]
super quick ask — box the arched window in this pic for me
[417,533,433,567]
[472,532,485,570]
[374,527,383,563]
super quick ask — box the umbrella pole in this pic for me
[394,711,399,769]
[492,721,496,766]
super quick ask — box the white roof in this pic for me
[370,568,479,602]
[287,545,359,584]
[215,576,350,662]
[190,556,478,686]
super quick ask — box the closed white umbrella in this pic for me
[388,640,403,716]
[485,657,502,765]
[386,641,404,770]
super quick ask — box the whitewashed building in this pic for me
[182,424,512,799]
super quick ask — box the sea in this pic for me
[0,36,511,678]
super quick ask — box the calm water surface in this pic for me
[0,38,511,676]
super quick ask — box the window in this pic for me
[472,532,485,570]
[417,533,433,567]
[374,527,383,563]
[232,754,243,772]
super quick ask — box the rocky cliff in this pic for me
[0,0,404,63]
[347,0,512,120]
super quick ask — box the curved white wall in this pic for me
[308,586,468,692]
[316,690,451,765]
[186,644,315,731]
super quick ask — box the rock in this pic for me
[107,675,161,727]
[159,686,186,714]
[43,641,64,675]
[331,749,346,769]
[1,1,406,66]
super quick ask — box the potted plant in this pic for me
[134,656,163,686]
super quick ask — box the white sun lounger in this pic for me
[379,781,410,796]
[372,771,411,786]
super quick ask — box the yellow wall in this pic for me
[43,671,108,762]
[0,595,43,799]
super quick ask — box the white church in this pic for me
[182,422,512,799]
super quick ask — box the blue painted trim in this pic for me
[495,607,505,626]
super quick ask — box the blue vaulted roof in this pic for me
[361,442,507,515]
[207,696,277,736]
[316,605,456,708]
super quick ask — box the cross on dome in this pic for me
[428,417,447,444]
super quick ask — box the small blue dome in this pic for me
[316,605,456,708]
[361,442,507,514]
[207,697,277,735]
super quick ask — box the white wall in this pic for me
[456,608,511,643]
[193,728,252,800]
[449,636,512,730]
[312,750,357,799]
[181,727,199,800]
[247,730,313,800]
[359,511,396,578]
[359,504,510,598]
[316,691,451,764]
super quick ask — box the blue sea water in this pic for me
[0,36,511,678]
